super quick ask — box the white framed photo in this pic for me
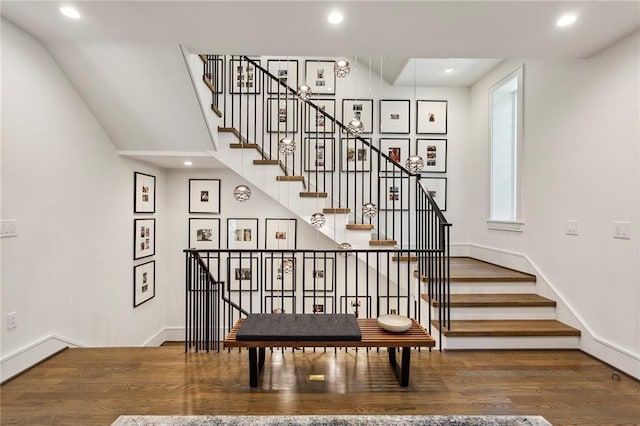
[378,138,411,173]
[416,100,447,134]
[339,295,372,319]
[189,179,221,214]
[380,177,410,211]
[230,57,260,94]
[267,98,298,133]
[228,256,259,291]
[134,218,155,260]
[304,137,335,172]
[417,139,447,173]
[304,295,334,314]
[306,99,335,133]
[342,99,373,134]
[305,60,336,95]
[264,218,297,249]
[134,172,155,213]
[379,100,410,134]
[227,218,258,249]
[267,59,298,94]
[188,218,220,250]
[134,260,155,307]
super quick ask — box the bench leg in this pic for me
[248,348,267,388]
[387,347,411,387]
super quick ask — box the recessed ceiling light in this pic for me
[184,160,193,167]
[60,6,81,19]
[328,11,344,24]
[556,14,577,27]
[444,68,454,74]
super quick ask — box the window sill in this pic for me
[487,220,525,232]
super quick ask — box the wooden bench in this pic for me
[224,317,436,387]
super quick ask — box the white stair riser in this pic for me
[440,335,580,350]
[431,306,556,320]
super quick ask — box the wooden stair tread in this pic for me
[413,257,536,283]
[423,293,556,308]
[253,159,281,165]
[432,320,581,337]
[370,240,397,246]
[346,224,374,230]
[211,104,222,118]
[393,255,418,262]
[277,176,304,182]
[230,143,259,149]
[300,192,327,198]
[203,75,216,93]
[323,208,351,214]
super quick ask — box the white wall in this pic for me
[0,19,168,380]
[465,31,640,376]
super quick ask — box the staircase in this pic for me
[420,257,580,349]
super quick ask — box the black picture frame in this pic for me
[305,99,336,134]
[422,177,448,211]
[303,255,334,292]
[379,175,410,211]
[267,98,298,133]
[304,137,335,172]
[416,100,448,134]
[264,295,296,314]
[229,57,260,95]
[378,138,411,175]
[416,138,447,173]
[264,256,296,292]
[227,218,259,249]
[340,137,371,172]
[342,99,374,134]
[339,295,372,318]
[134,172,156,214]
[188,218,221,250]
[304,60,336,95]
[303,295,334,314]
[379,99,410,134]
[134,218,156,260]
[267,59,298,95]
[189,179,221,214]
[264,218,297,249]
[227,255,259,291]
[133,260,155,307]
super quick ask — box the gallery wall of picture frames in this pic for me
[133,171,157,308]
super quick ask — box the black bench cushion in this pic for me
[236,314,362,341]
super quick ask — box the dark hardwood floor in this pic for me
[1,346,639,425]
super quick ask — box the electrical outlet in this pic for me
[7,312,17,330]
[613,221,631,239]
[1,220,18,238]
[566,220,579,236]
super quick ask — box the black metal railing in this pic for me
[199,54,452,340]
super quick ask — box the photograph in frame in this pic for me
[379,100,410,134]
[267,59,298,94]
[264,256,296,292]
[189,179,221,214]
[228,256,259,291]
[304,60,336,95]
[379,176,410,211]
[229,58,260,95]
[342,99,373,134]
[306,99,335,133]
[304,295,334,314]
[304,137,335,172]
[303,256,334,292]
[416,139,447,173]
[378,138,411,174]
[422,177,447,211]
[378,295,411,317]
[267,98,298,133]
[264,295,296,314]
[227,218,259,249]
[416,100,448,134]
[265,218,297,249]
[133,260,155,307]
[134,218,156,260]
[188,218,221,250]
[340,137,371,172]
[134,172,156,213]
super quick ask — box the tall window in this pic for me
[489,66,524,230]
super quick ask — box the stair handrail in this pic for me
[192,251,249,316]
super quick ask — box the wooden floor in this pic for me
[2,346,639,425]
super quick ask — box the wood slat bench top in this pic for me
[224,318,435,349]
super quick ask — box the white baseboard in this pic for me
[144,327,185,346]
[0,335,84,383]
[459,242,640,379]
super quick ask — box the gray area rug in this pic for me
[112,415,552,426]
